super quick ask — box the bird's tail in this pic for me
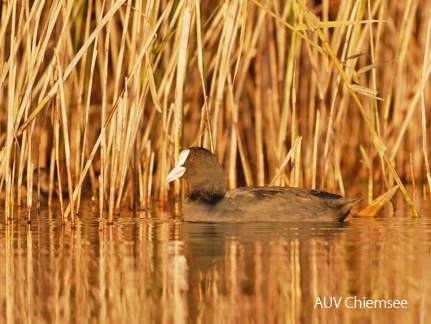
[337,198,363,221]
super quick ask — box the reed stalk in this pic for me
[108,97,124,224]
[312,109,320,190]
[4,0,17,223]
[255,52,264,187]
[174,0,192,214]
[195,0,213,151]
[410,153,416,194]
[321,0,359,190]
[100,0,113,222]
[269,137,302,187]
[148,151,155,208]
[76,0,97,214]
[16,117,28,208]
[383,0,413,131]
[420,11,431,198]
[48,149,55,208]
[54,74,65,223]
[26,163,33,223]
[55,50,75,226]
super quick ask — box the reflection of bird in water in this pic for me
[181,222,346,323]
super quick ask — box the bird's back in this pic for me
[182,186,361,222]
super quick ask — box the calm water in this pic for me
[0,194,430,323]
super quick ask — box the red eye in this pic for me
[190,157,196,162]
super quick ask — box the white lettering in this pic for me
[374,300,387,308]
[345,297,354,308]
[314,297,323,308]
[323,297,332,308]
[333,297,343,308]
[315,296,407,309]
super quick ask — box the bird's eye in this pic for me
[190,157,196,162]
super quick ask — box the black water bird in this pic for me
[167,147,361,222]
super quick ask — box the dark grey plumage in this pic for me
[169,147,361,222]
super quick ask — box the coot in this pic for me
[167,147,361,222]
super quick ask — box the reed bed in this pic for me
[1,0,430,224]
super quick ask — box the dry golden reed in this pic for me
[0,0,430,224]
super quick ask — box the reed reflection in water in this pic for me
[0,203,430,323]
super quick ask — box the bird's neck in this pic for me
[186,177,227,204]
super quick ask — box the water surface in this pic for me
[0,195,430,323]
